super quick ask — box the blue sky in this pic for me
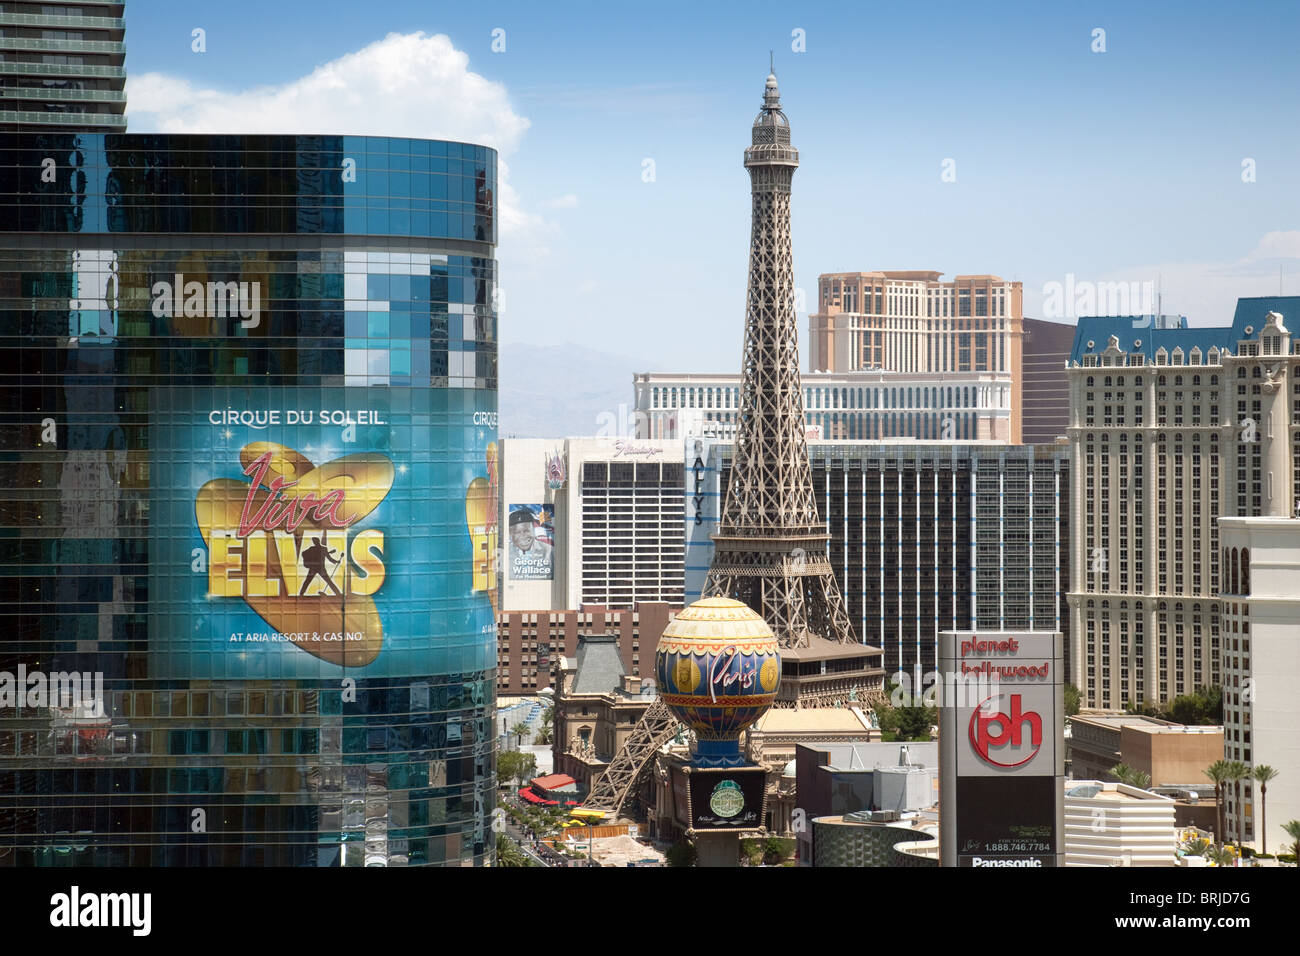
[126,0,1300,370]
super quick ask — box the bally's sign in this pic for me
[691,440,708,527]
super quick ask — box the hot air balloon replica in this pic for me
[655,598,780,864]
[655,597,781,767]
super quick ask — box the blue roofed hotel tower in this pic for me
[1066,298,1300,712]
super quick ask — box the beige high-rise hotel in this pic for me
[809,271,1028,442]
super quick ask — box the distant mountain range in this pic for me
[498,341,649,439]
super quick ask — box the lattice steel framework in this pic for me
[580,700,678,813]
[702,70,855,650]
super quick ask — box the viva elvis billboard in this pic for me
[149,386,498,679]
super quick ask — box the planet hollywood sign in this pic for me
[938,630,1064,867]
[969,692,1043,769]
[955,634,1054,774]
[958,636,1049,681]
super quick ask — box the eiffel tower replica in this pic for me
[580,68,882,817]
[702,68,856,654]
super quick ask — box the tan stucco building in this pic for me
[1068,713,1223,787]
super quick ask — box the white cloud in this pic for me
[126,32,554,258]
[1247,230,1300,260]
[540,193,580,209]
[128,32,528,148]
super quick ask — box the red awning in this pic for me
[531,773,577,790]
[518,788,545,804]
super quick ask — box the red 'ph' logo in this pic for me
[969,693,1042,768]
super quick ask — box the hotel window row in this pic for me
[651,384,993,410]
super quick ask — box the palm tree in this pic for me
[1205,844,1236,868]
[511,721,530,746]
[1110,763,1152,790]
[1282,820,1300,867]
[536,706,555,745]
[1253,766,1280,855]
[1226,760,1251,851]
[1204,759,1233,848]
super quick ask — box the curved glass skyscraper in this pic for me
[0,133,500,866]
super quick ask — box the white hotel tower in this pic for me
[1218,515,1300,854]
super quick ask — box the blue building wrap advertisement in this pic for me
[149,386,498,679]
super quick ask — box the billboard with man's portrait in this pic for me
[507,504,554,580]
